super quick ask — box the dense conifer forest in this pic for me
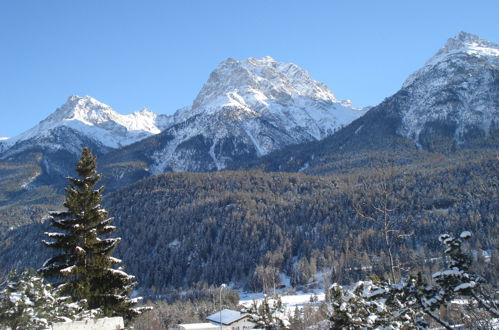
[1,151,496,296]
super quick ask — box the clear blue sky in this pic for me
[1,0,498,138]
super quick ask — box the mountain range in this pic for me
[0,56,364,171]
[0,32,497,292]
[242,31,499,174]
[0,30,497,217]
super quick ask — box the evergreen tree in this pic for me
[287,306,304,330]
[38,147,146,320]
[242,294,288,329]
[328,277,430,329]
[420,231,498,322]
[326,231,497,329]
[0,269,101,330]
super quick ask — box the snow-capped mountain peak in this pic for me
[403,32,499,88]
[42,95,118,126]
[397,32,498,146]
[1,95,171,157]
[147,56,365,173]
[191,56,337,114]
[431,31,499,61]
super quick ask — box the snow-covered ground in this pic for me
[239,290,326,314]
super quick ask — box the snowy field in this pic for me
[239,291,326,314]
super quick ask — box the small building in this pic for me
[51,317,124,330]
[175,323,220,330]
[176,309,254,330]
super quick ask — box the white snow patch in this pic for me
[460,231,472,239]
[21,171,41,189]
[107,256,122,263]
[240,291,326,314]
[60,265,76,274]
[1,95,173,156]
[168,239,181,248]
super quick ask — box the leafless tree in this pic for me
[350,162,412,283]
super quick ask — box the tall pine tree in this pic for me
[38,147,146,320]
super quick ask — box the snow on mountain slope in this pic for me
[148,56,365,172]
[398,32,499,144]
[181,56,363,136]
[1,96,171,157]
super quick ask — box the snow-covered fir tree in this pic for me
[38,147,148,320]
[327,277,426,329]
[420,231,498,322]
[326,231,497,329]
[242,294,289,329]
[0,269,101,330]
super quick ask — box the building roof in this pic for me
[177,323,220,329]
[206,309,249,325]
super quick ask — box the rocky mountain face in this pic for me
[109,56,364,174]
[244,32,499,174]
[0,95,170,159]
[1,57,364,180]
[398,32,498,149]
[0,95,172,191]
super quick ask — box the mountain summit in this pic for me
[244,32,499,173]
[0,95,170,158]
[428,31,499,63]
[191,56,338,113]
[128,56,365,173]
[396,32,498,148]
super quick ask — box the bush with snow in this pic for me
[326,231,498,329]
[0,269,101,329]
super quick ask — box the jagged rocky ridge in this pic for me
[108,56,365,173]
[0,95,171,158]
[1,57,364,175]
[399,31,498,147]
[242,32,499,174]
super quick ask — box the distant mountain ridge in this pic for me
[1,57,364,173]
[0,95,171,158]
[139,56,365,173]
[241,32,498,173]
[398,31,498,146]
[0,31,497,229]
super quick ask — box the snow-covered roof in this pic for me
[178,323,220,329]
[206,309,249,325]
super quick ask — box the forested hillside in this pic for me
[1,153,496,295]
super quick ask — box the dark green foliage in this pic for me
[0,269,59,330]
[38,147,143,320]
[418,120,458,153]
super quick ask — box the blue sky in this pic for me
[1,0,498,138]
